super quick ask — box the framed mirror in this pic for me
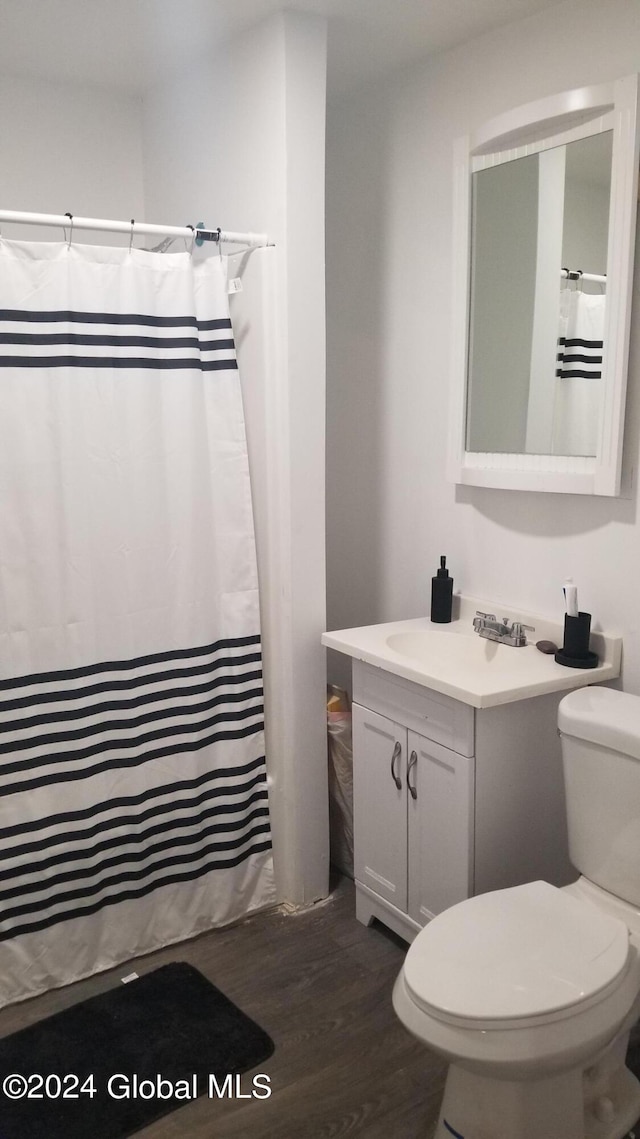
[448,76,639,495]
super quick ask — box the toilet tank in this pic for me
[559,686,640,908]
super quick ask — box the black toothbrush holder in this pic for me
[554,612,599,669]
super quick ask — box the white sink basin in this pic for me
[322,596,622,707]
[386,629,537,676]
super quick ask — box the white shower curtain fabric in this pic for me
[0,239,275,1005]
[552,289,606,456]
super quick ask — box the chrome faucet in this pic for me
[473,611,535,648]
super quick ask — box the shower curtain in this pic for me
[552,289,606,456]
[0,238,275,1005]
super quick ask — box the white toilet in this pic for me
[393,685,640,1139]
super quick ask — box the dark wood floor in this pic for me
[0,876,446,1138]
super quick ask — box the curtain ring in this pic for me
[64,212,74,247]
[129,219,135,253]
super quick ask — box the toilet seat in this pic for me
[404,881,631,1031]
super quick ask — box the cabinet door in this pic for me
[352,703,407,912]
[407,730,474,925]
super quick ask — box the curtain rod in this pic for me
[561,267,606,284]
[0,209,270,249]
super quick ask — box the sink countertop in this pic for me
[321,595,622,708]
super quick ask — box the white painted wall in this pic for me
[142,12,330,906]
[0,74,144,240]
[326,0,640,693]
[563,139,612,284]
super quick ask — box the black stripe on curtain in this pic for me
[0,686,265,756]
[0,310,232,330]
[556,335,603,379]
[0,634,261,692]
[0,670,263,725]
[0,356,238,370]
[0,333,236,350]
[0,639,270,938]
[0,720,265,796]
[0,840,274,943]
[0,632,264,790]
[0,799,271,899]
[0,310,238,370]
[0,755,266,843]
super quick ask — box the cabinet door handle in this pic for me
[390,740,402,789]
[407,750,418,799]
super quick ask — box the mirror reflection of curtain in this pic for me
[552,290,606,456]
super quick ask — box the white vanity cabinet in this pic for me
[351,658,574,943]
[323,600,622,943]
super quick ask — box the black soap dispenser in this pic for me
[431,556,453,623]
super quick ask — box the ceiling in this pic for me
[0,0,570,95]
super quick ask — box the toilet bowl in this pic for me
[393,687,640,1139]
[393,881,640,1138]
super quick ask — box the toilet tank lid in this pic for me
[559,686,640,761]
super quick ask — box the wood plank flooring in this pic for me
[0,876,446,1137]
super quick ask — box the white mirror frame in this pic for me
[448,75,640,496]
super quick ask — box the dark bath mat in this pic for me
[626,1024,640,1136]
[0,962,274,1139]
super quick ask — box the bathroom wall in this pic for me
[142,11,330,907]
[326,0,640,694]
[563,152,611,279]
[0,73,144,237]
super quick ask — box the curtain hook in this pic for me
[216,227,222,260]
[129,219,135,253]
[186,224,195,255]
[64,212,74,247]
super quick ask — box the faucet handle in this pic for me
[512,621,535,643]
[475,610,495,620]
